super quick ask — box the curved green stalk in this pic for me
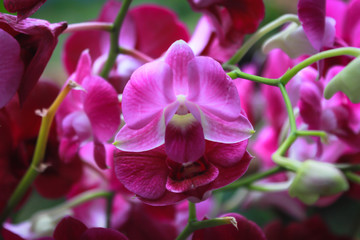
[0,82,75,225]
[100,0,132,79]
[280,47,360,85]
[225,14,300,65]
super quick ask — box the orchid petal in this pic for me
[129,5,189,58]
[83,75,120,142]
[81,228,128,240]
[165,114,205,163]
[205,140,247,167]
[0,29,23,108]
[187,56,241,121]
[164,40,195,95]
[54,216,87,240]
[114,147,168,200]
[114,113,165,152]
[122,61,175,129]
[201,109,254,144]
[298,0,327,50]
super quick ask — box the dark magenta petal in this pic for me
[164,40,195,95]
[188,0,265,40]
[34,150,83,199]
[63,31,105,75]
[54,216,87,240]
[165,114,205,163]
[0,29,24,108]
[4,0,47,21]
[81,228,128,240]
[299,82,323,129]
[122,61,175,129]
[0,14,67,104]
[1,228,25,240]
[298,0,327,50]
[129,5,190,58]
[114,147,169,200]
[205,140,247,167]
[207,151,252,190]
[192,213,266,240]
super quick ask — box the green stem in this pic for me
[227,70,279,86]
[279,83,296,132]
[296,130,327,138]
[248,182,291,192]
[64,22,112,33]
[106,192,115,228]
[0,82,74,225]
[30,190,113,227]
[280,47,360,85]
[219,166,284,191]
[119,46,154,63]
[188,201,197,222]
[272,133,300,171]
[345,171,360,184]
[176,217,235,240]
[100,0,132,79]
[225,14,300,65]
[336,164,360,172]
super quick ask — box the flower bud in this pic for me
[289,160,348,205]
[262,23,316,59]
[324,57,360,103]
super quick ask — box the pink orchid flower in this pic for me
[56,50,121,169]
[115,40,253,163]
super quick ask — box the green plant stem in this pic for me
[100,0,132,79]
[227,70,279,86]
[279,83,296,132]
[345,171,360,184]
[106,192,115,228]
[225,14,300,65]
[64,22,112,33]
[188,202,197,222]
[0,82,74,225]
[296,130,327,138]
[219,166,284,191]
[280,47,360,85]
[119,46,154,62]
[176,217,235,240]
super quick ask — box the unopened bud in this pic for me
[289,160,348,205]
[324,57,360,103]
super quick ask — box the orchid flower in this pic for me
[114,40,253,163]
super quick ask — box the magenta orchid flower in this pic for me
[56,50,121,169]
[114,140,252,205]
[4,0,47,21]
[0,14,67,108]
[115,40,253,163]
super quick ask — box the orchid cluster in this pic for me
[1,0,360,239]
